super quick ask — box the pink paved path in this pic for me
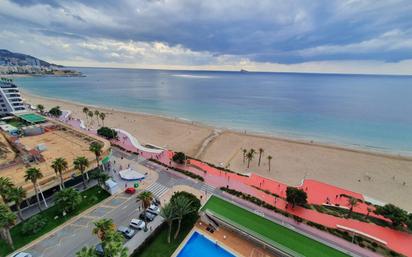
[58,115,412,257]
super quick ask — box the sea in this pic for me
[14,67,412,155]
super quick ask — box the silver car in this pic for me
[12,253,32,257]
[117,225,136,239]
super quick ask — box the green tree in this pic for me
[286,187,307,208]
[172,152,186,165]
[51,157,68,189]
[267,155,273,172]
[103,231,128,257]
[137,191,153,231]
[74,156,90,189]
[94,110,100,125]
[258,148,264,166]
[0,177,14,203]
[0,204,16,249]
[172,195,196,239]
[97,127,118,140]
[82,107,90,123]
[89,141,103,171]
[242,149,247,164]
[49,106,62,117]
[246,150,255,168]
[347,197,359,218]
[24,167,44,211]
[55,188,82,214]
[92,218,116,241]
[99,112,106,126]
[88,111,94,125]
[92,172,111,187]
[37,104,45,114]
[375,204,408,228]
[6,186,26,221]
[76,246,98,257]
[160,202,177,244]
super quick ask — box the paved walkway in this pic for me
[56,111,412,257]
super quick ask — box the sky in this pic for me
[1,0,412,75]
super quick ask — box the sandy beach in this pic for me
[21,91,412,211]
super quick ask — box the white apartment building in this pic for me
[0,78,26,116]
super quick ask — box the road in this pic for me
[11,148,372,257]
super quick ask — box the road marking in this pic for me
[122,204,129,210]
[145,182,169,199]
[200,183,216,193]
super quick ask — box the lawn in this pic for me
[202,196,350,257]
[131,214,198,257]
[0,186,110,257]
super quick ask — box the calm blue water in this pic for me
[177,232,236,257]
[15,67,412,154]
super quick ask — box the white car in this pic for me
[129,219,145,230]
[147,204,160,215]
[12,253,32,257]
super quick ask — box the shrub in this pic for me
[49,106,62,117]
[149,159,204,181]
[97,127,118,139]
[172,152,186,164]
[21,215,47,235]
[374,204,408,228]
[55,188,82,214]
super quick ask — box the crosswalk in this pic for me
[146,182,169,199]
[200,183,216,193]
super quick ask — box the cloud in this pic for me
[1,0,412,74]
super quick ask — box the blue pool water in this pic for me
[177,232,236,257]
[15,68,412,154]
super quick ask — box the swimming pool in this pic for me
[177,231,237,257]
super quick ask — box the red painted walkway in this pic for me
[60,115,412,256]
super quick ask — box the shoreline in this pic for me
[20,90,412,211]
[20,89,412,161]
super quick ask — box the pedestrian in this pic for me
[125,183,128,188]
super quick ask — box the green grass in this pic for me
[202,196,350,257]
[132,215,198,257]
[0,186,110,257]
[6,119,27,128]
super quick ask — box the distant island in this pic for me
[240,68,249,73]
[0,49,83,77]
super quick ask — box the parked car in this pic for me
[152,198,161,206]
[125,187,136,194]
[12,253,32,257]
[139,211,156,222]
[117,225,136,239]
[147,204,160,215]
[129,219,146,230]
[95,243,104,256]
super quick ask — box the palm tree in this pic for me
[24,167,44,211]
[172,196,196,239]
[51,157,68,189]
[89,141,103,171]
[92,218,116,241]
[94,110,100,125]
[160,202,176,244]
[347,197,359,218]
[6,186,26,221]
[0,204,16,249]
[99,112,106,126]
[0,177,14,203]
[94,173,111,187]
[88,110,94,125]
[267,155,273,172]
[246,150,255,168]
[76,246,98,257]
[103,231,128,257]
[258,148,264,166]
[37,104,45,114]
[137,191,153,231]
[242,149,247,164]
[82,107,89,123]
[74,156,90,189]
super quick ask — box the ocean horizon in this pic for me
[15,67,412,155]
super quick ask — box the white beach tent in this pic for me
[105,179,120,195]
[119,168,145,181]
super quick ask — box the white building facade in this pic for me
[0,78,26,116]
